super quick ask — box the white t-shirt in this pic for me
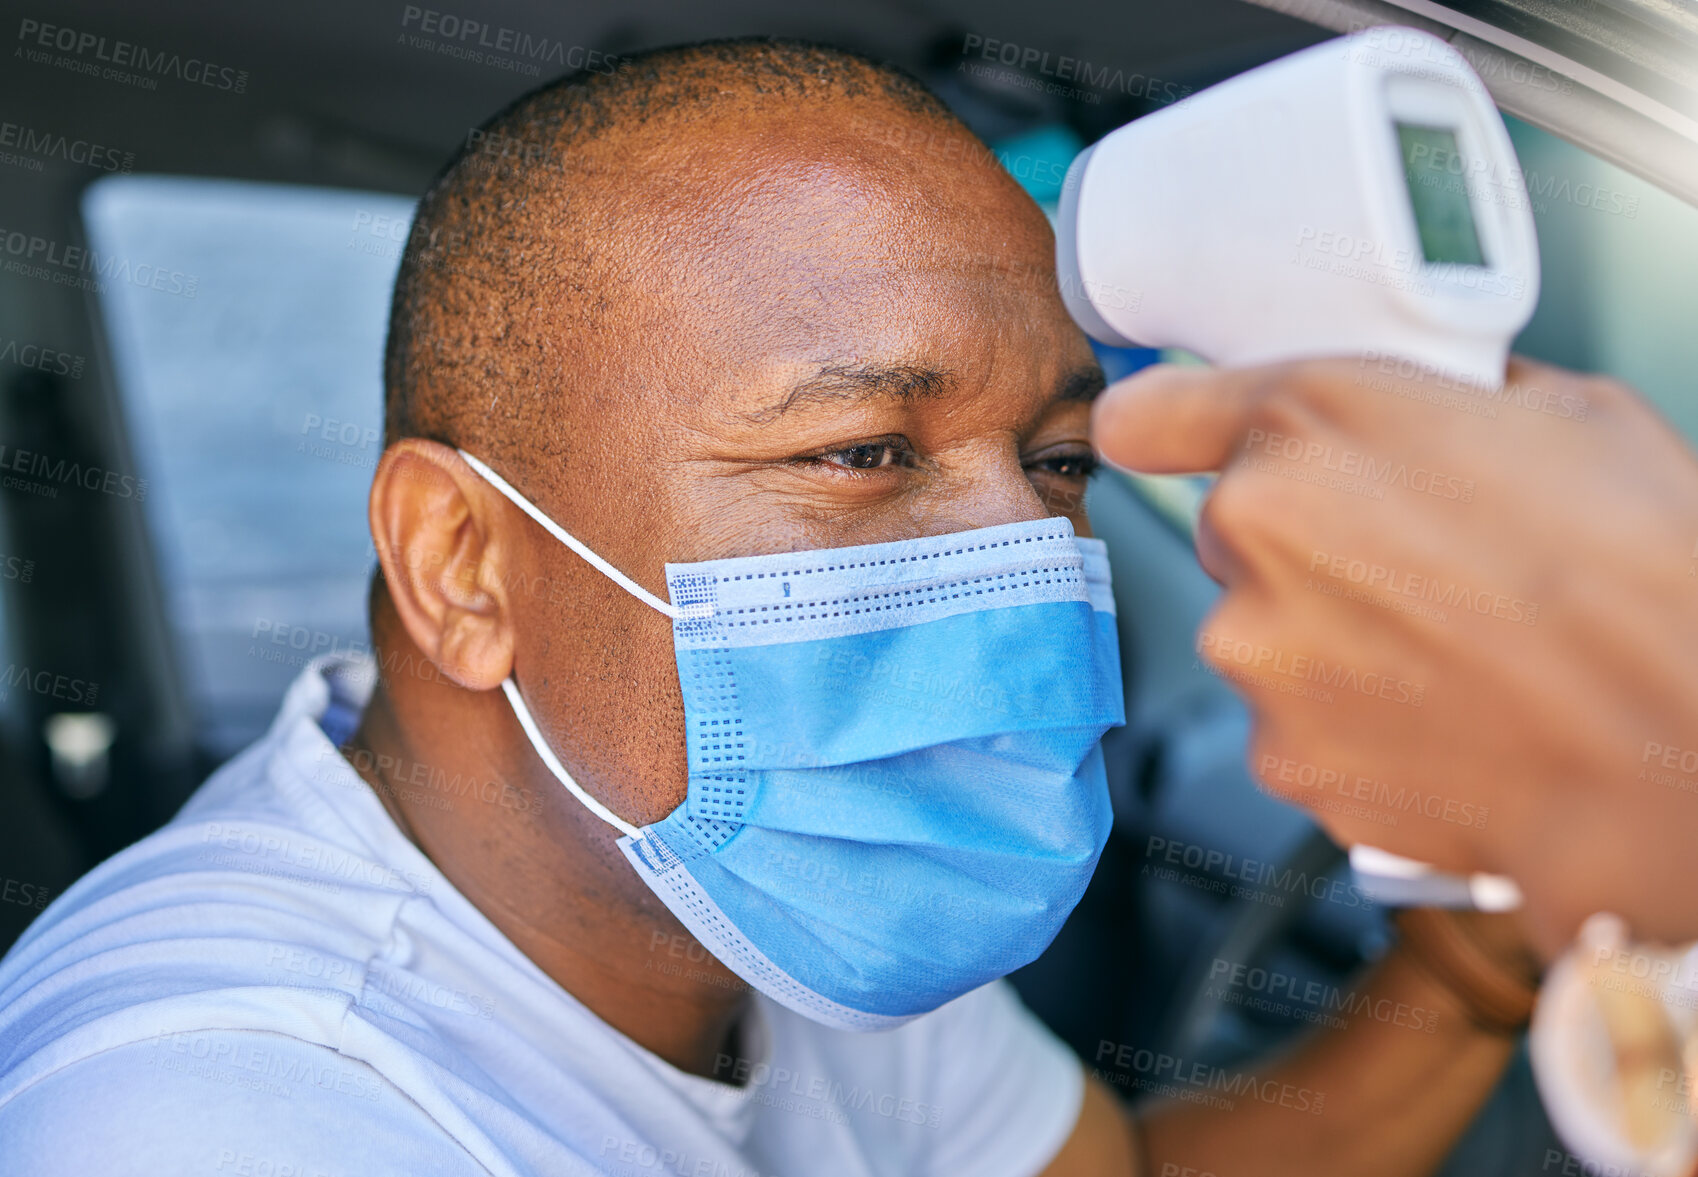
[0,655,1083,1177]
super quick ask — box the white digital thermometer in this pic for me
[1056,26,1540,390]
[1058,27,1537,909]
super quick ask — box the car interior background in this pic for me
[3,1,1697,1173]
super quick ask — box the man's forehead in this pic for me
[513,101,1086,439]
[654,257,1089,420]
[493,98,1066,358]
[627,105,1054,266]
[594,127,1075,385]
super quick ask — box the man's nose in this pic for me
[914,449,1053,537]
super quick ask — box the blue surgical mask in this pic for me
[459,449,1125,1031]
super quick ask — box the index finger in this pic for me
[1090,362,1274,474]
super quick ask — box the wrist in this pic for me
[1394,906,1543,1035]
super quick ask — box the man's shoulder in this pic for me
[0,733,427,1090]
[0,1031,494,1177]
[0,740,502,1173]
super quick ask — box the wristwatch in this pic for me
[1530,913,1698,1177]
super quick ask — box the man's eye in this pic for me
[822,442,909,471]
[1030,451,1100,479]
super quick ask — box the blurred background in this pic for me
[3,0,1696,1171]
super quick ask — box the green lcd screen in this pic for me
[1397,122,1487,267]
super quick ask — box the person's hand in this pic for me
[1093,355,1698,957]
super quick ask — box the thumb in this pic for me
[1092,362,1269,474]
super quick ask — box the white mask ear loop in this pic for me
[456,447,692,840]
[456,448,692,621]
[501,678,642,840]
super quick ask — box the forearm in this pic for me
[1134,945,1517,1177]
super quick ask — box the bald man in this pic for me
[0,39,1538,1177]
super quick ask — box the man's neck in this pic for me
[341,676,752,1080]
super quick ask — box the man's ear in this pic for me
[368,438,516,691]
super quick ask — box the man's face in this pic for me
[495,104,1103,841]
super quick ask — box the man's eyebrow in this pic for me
[1056,364,1107,404]
[746,362,955,421]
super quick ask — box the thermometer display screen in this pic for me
[1396,122,1487,267]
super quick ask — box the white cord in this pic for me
[501,678,642,840]
[456,448,688,620]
